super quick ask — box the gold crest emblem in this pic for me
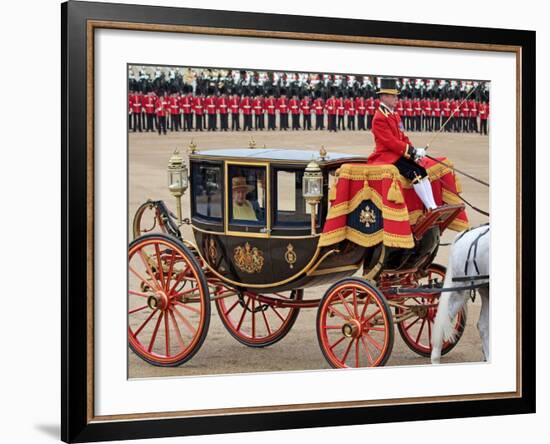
[208,238,217,261]
[284,243,297,269]
[234,242,264,273]
[360,206,377,228]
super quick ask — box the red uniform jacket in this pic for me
[325,98,337,115]
[205,96,217,114]
[344,98,356,116]
[441,100,451,117]
[423,99,432,116]
[367,104,412,164]
[301,98,311,115]
[432,99,441,117]
[460,101,469,117]
[277,97,289,114]
[396,100,405,116]
[355,97,366,116]
[229,96,240,114]
[155,98,167,117]
[289,98,300,115]
[404,99,413,117]
[179,95,193,114]
[413,99,422,116]
[240,97,252,115]
[265,98,277,115]
[143,95,155,114]
[193,96,205,115]
[479,103,489,120]
[252,97,264,114]
[217,96,229,114]
[336,98,345,116]
[131,94,143,114]
[366,97,376,116]
[313,98,324,115]
[169,96,180,115]
[469,100,478,117]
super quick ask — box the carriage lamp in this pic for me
[167,148,188,225]
[303,160,323,235]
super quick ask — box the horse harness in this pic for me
[453,223,490,301]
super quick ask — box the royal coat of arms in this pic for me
[233,242,265,273]
[360,206,377,228]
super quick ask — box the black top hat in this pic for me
[377,77,400,95]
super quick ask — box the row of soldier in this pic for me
[129,90,489,135]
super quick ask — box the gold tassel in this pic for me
[387,176,404,204]
[362,180,372,200]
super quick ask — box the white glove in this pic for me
[415,147,426,159]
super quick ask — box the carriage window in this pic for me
[228,165,266,225]
[274,168,311,225]
[191,163,222,220]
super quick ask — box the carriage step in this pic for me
[412,204,465,240]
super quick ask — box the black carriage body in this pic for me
[188,148,370,291]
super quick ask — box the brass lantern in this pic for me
[303,160,323,234]
[167,148,188,224]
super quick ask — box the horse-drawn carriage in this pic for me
[128,144,468,368]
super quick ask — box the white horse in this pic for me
[431,224,490,364]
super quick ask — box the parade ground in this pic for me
[128,128,489,378]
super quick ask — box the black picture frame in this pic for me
[61,1,536,442]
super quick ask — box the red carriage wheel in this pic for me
[395,263,466,357]
[132,201,168,240]
[317,278,394,368]
[128,234,210,366]
[215,289,303,348]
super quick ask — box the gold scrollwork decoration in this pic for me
[208,238,217,262]
[233,242,264,273]
[284,243,297,269]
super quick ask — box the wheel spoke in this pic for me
[327,304,348,321]
[362,308,381,325]
[148,311,164,352]
[340,338,354,363]
[138,249,161,290]
[251,299,256,339]
[261,309,272,335]
[164,310,170,357]
[129,265,158,292]
[173,306,197,335]
[236,298,250,331]
[359,293,372,320]
[352,287,359,317]
[164,250,176,292]
[169,265,191,294]
[129,290,149,298]
[269,305,286,323]
[404,316,421,331]
[172,287,201,299]
[330,336,346,350]
[133,309,158,337]
[360,335,374,365]
[175,301,201,314]
[225,299,240,316]
[355,338,360,367]
[337,290,355,318]
[415,319,427,344]
[154,243,165,290]
[364,332,383,351]
[169,309,186,352]
[129,305,148,315]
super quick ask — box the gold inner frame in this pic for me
[86,18,523,424]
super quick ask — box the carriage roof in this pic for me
[189,148,367,165]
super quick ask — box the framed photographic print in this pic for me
[62,0,535,442]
